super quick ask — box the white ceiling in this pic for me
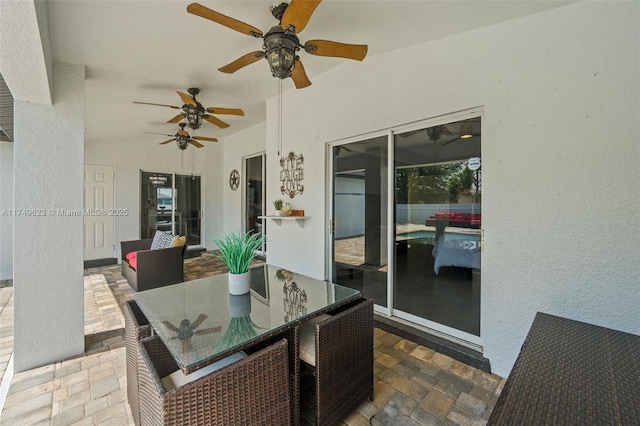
[45,0,573,145]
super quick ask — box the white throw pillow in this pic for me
[161,351,247,391]
[151,231,178,250]
[150,230,165,250]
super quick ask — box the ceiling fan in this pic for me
[186,1,368,89]
[162,314,221,353]
[133,87,244,130]
[145,123,218,150]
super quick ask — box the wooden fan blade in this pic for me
[203,115,230,129]
[205,107,245,116]
[161,320,180,332]
[191,313,208,328]
[192,136,218,142]
[160,139,176,145]
[182,339,192,353]
[189,140,205,148]
[133,101,181,109]
[291,59,312,89]
[304,39,368,61]
[280,0,322,34]
[187,3,263,38]
[218,51,265,74]
[195,326,222,335]
[176,91,197,107]
[442,136,462,146]
[144,132,173,137]
[167,113,186,123]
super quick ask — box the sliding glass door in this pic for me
[245,154,266,253]
[394,118,481,341]
[175,174,202,246]
[140,171,203,247]
[331,136,388,308]
[329,113,482,347]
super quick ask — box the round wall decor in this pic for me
[229,169,240,191]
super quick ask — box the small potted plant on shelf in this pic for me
[210,231,266,295]
[273,199,283,216]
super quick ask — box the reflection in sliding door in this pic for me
[140,172,173,239]
[175,174,202,246]
[245,154,266,253]
[394,119,482,338]
[331,137,388,307]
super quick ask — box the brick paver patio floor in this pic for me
[0,254,504,425]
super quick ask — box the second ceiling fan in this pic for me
[133,87,244,130]
[187,0,368,89]
[146,123,218,150]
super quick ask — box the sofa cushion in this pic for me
[128,252,138,271]
[299,314,332,366]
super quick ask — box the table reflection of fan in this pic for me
[162,314,221,352]
[187,1,368,89]
[133,87,244,130]
[145,123,218,150]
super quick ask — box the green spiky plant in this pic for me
[215,316,262,351]
[272,199,283,210]
[210,231,265,274]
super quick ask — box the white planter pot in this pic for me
[228,271,251,295]
[229,294,251,317]
[274,210,282,217]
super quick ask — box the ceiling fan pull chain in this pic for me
[278,79,283,156]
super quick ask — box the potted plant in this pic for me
[210,231,265,294]
[215,294,262,351]
[272,199,283,216]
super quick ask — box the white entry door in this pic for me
[84,164,115,260]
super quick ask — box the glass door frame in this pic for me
[242,152,266,255]
[140,169,204,249]
[325,107,484,350]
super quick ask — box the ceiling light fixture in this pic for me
[183,88,205,130]
[265,3,300,79]
[460,123,474,139]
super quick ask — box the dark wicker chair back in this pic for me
[123,300,153,426]
[137,335,292,425]
[303,297,374,426]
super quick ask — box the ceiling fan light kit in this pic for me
[460,123,474,139]
[264,26,300,79]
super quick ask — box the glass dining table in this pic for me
[134,264,361,374]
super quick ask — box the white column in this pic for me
[0,141,13,279]
[12,62,85,372]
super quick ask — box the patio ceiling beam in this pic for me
[0,0,53,105]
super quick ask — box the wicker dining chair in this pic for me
[300,297,374,426]
[137,335,291,426]
[124,300,153,426]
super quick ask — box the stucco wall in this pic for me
[222,122,266,238]
[13,62,85,371]
[262,2,639,376]
[0,141,13,279]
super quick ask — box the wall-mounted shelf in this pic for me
[258,216,309,228]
